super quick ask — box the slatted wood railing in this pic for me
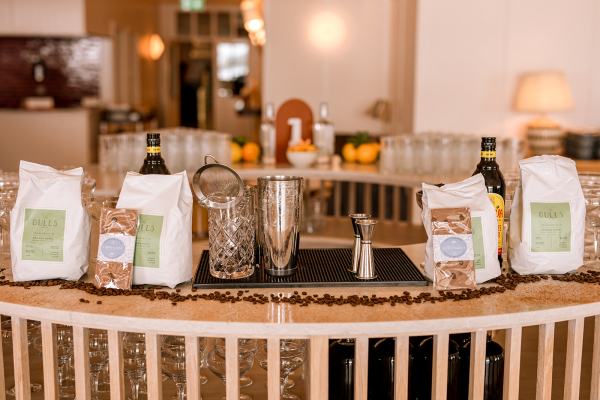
[2,301,600,399]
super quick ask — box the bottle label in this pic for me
[22,208,66,262]
[471,216,485,269]
[146,146,161,154]
[488,193,504,256]
[530,202,571,252]
[481,150,496,159]
[133,214,163,268]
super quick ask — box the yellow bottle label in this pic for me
[488,193,504,256]
[146,146,161,154]
[481,150,496,159]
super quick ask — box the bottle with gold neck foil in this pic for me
[139,133,170,175]
[473,136,505,264]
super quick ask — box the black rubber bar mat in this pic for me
[193,248,427,289]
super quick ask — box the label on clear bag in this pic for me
[97,233,136,263]
[433,234,474,262]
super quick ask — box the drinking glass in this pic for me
[304,195,325,234]
[0,172,19,256]
[436,134,455,178]
[207,339,258,400]
[161,336,187,400]
[396,135,414,174]
[123,332,148,400]
[379,136,395,173]
[208,187,255,279]
[585,193,600,263]
[162,355,187,400]
[2,320,43,396]
[55,325,76,399]
[256,339,306,400]
[88,330,109,399]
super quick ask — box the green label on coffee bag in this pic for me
[133,214,163,268]
[530,202,571,252]
[472,217,485,269]
[22,208,66,262]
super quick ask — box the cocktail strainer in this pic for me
[192,155,244,209]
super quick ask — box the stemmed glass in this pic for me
[585,193,600,263]
[2,319,43,397]
[256,339,306,400]
[162,336,187,400]
[55,325,76,399]
[207,339,258,400]
[0,172,19,256]
[88,330,109,399]
[123,332,147,400]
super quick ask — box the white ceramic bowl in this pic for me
[286,150,318,168]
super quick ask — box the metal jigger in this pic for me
[356,219,377,280]
[348,213,371,273]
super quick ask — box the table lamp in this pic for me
[514,71,573,155]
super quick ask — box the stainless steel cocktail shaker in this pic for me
[257,176,303,276]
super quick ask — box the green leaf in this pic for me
[233,136,248,146]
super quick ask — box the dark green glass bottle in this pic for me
[473,137,505,264]
[139,133,170,175]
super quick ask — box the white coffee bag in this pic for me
[116,171,193,288]
[422,174,501,283]
[10,161,90,281]
[509,156,585,274]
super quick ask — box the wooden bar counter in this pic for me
[1,240,600,399]
[2,164,600,399]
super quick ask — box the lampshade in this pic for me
[514,71,573,113]
[138,34,165,61]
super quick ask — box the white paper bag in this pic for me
[116,171,193,287]
[422,174,501,283]
[509,155,585,274]
[10,161,90,281]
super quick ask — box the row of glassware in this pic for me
[98,128,232,173]
[1,319,307,400]
[379,133,524,178]
[579,173,600,262]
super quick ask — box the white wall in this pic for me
[414,0,600,137]
[0,0,85,36]
[263,0,391,134]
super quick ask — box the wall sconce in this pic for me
[241,0,265,46]
[138,34,165,61]
[250,28,266,46]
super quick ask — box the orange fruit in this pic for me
[356,143,379,164]
[342,143,357,163]
[242,142,261,163]
[231,142,242,163]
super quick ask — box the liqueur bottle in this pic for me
[313,102,335,164]
[456,334,505,400]
[139,133,170,175]
[412,336,461,400]
[329,339,355,400]
[473,137,505,264]
[259,103,276,164]
[329,338,415,400]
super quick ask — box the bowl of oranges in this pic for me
[286,139,318,168]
